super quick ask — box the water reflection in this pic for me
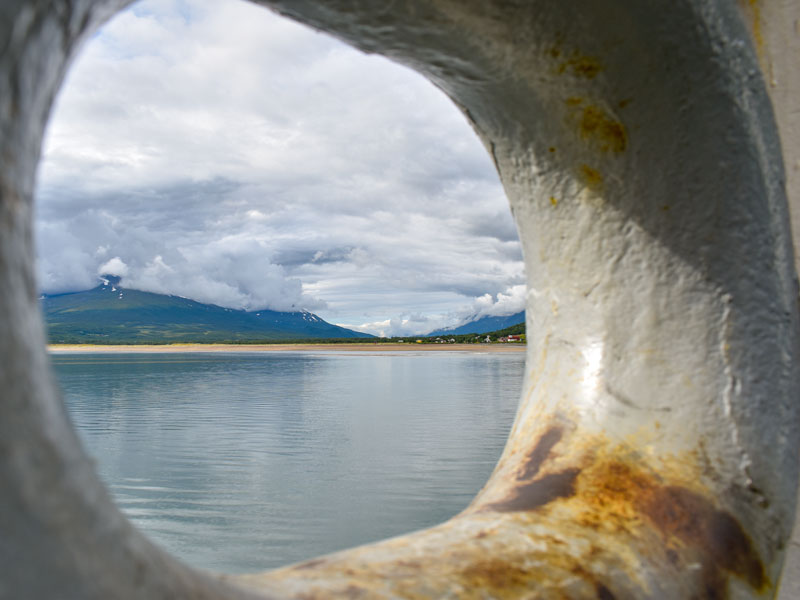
[53,351,523,573]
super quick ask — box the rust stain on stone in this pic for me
[563,98,627,153]
[579,164,604,190]
[558,54,604,79]
[518,426,564,480]
[479,436,768,597]
[738,0,764,57]
[489,468,580,512]
[460,558,531,590]
[640,486,767,591]
[577,459,768,597]
[595,582,617,600]
[485,426,580,512]
[579,105,627,152]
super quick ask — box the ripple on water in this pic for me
[54,351,523,572]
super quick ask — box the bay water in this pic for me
[52,350,524,574]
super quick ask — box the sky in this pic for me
[35,0,525,337]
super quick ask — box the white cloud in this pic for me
[470,285,527,319]
[35,0,522,335]
[98,256,129,277]
[344,286,526,338]
[348,314,442,339]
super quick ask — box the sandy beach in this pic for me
[47,342,526,354]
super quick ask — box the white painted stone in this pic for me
[0,1,797,598]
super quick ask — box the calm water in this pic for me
[52,350,524,573]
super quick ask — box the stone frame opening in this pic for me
[1,1,798,598]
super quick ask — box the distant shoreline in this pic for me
[47,343,526,354]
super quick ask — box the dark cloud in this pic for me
[464,211,521,244]
[35,0,524,335]
[272,246,356,268]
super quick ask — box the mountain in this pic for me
[427,311,525,337]
[42,276,373,343]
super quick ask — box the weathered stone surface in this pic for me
[1,1,798,598]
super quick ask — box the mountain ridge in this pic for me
[42,277,372,343]
[427,310,525,337]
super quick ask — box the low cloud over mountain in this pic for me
[36,0,524,336]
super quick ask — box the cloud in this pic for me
[35,0,522,335]
[468,285,527,319]
[344,285,526,338]
[98,256,129,277]
[125,241,326,312]
[347,314,443,339]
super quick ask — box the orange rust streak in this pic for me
[558,55,604,79]
[459,559,531,590]
[738,0,764,57]
[481,423,768,596]
[579,105,627,152]
[518,426,564,480]
[639,486,767,590]
[488,468,580,512]
[579,164,604,190]
[576,459,769,595]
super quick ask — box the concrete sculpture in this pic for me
[1,0,798,598]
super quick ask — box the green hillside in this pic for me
[377,321,525,345]
[42,277,372,344]
[426,311,524,336]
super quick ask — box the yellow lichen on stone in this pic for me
[579,164,604,190]
[558,54,604,79]
[579,105,627,153]
[738,0,764,57]
[563,98,627,154]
